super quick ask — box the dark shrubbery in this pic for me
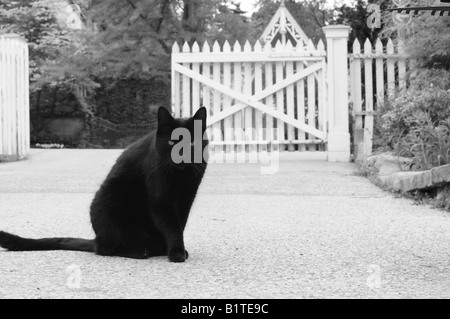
[375,88,450,170]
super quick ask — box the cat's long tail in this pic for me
[0,231,94,252]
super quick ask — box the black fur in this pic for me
[0,107,208,262]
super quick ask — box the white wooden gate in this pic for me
[0,34,30,161]
[171,39,327,154]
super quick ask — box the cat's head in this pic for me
[156,107,209,169]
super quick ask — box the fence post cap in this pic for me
[322,25,351,39]
[0,33,27,42]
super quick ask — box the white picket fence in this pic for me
[349,37,408,159]
[0,34,30,161]
[171,39,328,154]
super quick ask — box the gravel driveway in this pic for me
[0,149,449,298]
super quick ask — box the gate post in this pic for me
[323,25,351,162]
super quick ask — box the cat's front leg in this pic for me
[152,202,187,262]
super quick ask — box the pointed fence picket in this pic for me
[182,42,191,120]
[349,37,408,160]
[212,41,223,156]
[201,42,211,145]
[296,44,306,152]
[223,41,232,154]
[233,41,243,154]
[254,41,264,153]
[192,42,200,115]
[264,42,274,153]
[285,41,295,152]
[275,41,285,151]
[243,41,255,154]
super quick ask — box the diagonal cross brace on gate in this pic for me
[172,62,326,140]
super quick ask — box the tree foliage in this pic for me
[1,0,376,94]
[1,0,386,132]
[0,0,89,91]
[381,0,450,89]
[333,0,383,48]
[82,0,252,81]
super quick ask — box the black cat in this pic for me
[0,107,208,262]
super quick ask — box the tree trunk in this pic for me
[155,0,171,33]
[182,0,200,33]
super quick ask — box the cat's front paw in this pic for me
[169,250,187,263]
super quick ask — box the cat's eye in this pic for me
[168,141,175,146]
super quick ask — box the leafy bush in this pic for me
[375,88,450,170]
[395,116,450,170]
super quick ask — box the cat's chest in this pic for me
[149,172,201,199]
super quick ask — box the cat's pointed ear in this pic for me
[157,107,174,130]
[193,107,207,131]
[193,107,207,121]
